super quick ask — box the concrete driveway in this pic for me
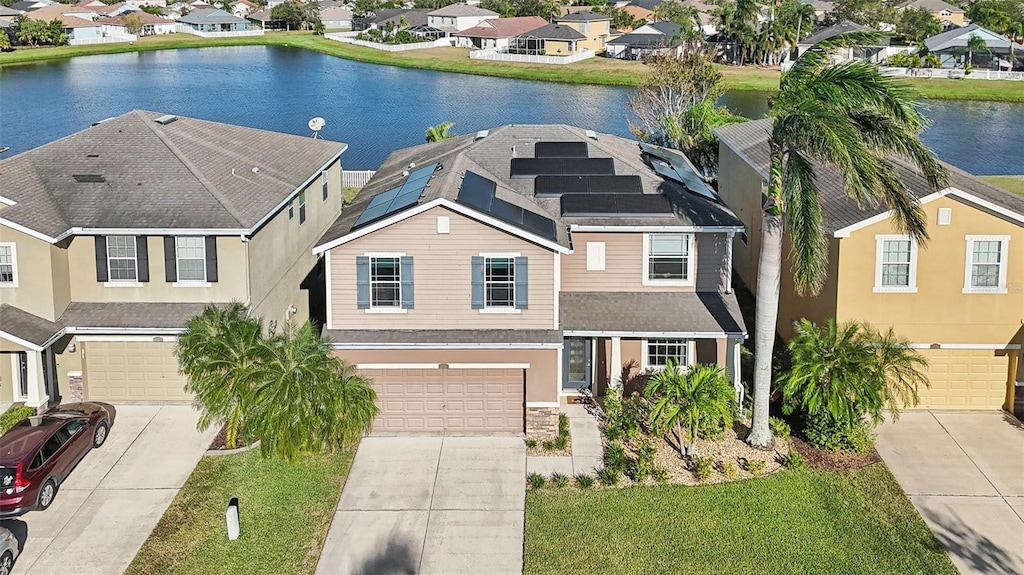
[2,405,217,575]
[875,411,1024,575]
[315,436,525,575]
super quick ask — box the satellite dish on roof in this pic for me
[309,117,325,139]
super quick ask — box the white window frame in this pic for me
[105,235,139,284]
[641,338,693,371]
[174,236,208,286]
[365,252,406,314]
[480,252,521,314]
[321,170,329,201]
[873,235,918,293]
[963,235,1010,294]
[298,191,307,224]
[643,232,694,286]
[0,243,17,288]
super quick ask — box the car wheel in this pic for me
[92,420,109,448]
[0,551,12,575]
[37,479,57,511]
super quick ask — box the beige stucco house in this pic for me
[897,0,966,27]
[553,11,612,52]
[716,119,1024,412]
[313,125,747,437]
[0,111,347,409]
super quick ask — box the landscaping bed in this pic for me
[791,435,881,473]
[525,463,957,575]
[126,448,353,575]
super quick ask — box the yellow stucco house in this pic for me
[897,0,966,27]
[716,119,1023,412]
[553,12,612,52]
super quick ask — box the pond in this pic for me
[1,45,1022,174]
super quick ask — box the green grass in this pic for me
[2,33,1022,102]
[982,175,1024,197]
[126,448,354,575]
[525,463,956,575]
[343,187,362,203]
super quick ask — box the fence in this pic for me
[468,48,595,64]
[342,170,376,188]
[174,25,264,38]
[325,34,454,52]
[69,34,138,46]
[880,67,1024,81]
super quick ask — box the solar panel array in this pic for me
[456,171,558,242]
[534,175,643,197]
[510,158,615,178]
[560,194,674,217]
[534,141,589,158]
[351,163,439,229]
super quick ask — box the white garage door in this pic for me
[915,349,1009,410]
[361,367,524,434]
[85,341,191,402]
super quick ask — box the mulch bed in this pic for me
[790,436,880,473]
[207,424,258,451]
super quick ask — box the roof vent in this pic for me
[408,162,417,168]
[86,153,100,158]
[401,170,410,177]
[154,114,178,125]
[474,130,489,140]
[72,174,106,183]
[585,130,598,140]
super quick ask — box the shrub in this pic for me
[603,442,628,474]
[558,412,570,437]
[550,472,570,488]
[542,439,558,451]
[619,393,649,439]
[524,438,537,449]
[691,455,715,482]
[602,387,624,441]
[645,362,735,458]
[804,413,876,454]
[527,473,546,490]
[628,438,658,482]
[552,434,569,451]
[574,473,595,489]
[0,405,35,435]
[652,466,670,483]
[747,459,767,477]
[597,467,620,486]
[779,450,806,470]
[769,416,791,438]
[721,460,739,479]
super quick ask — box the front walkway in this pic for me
[527,400,603,477]
[874,411,1024,575]
[315,436,525,575]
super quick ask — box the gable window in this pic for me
[874,235,917,292]
[645,339,688,370]
[298,192,307,224]
[356,255,414,311]
[644,233,692,285]
[964,236,1009,293]
[288,199,294,220]
[370,257,401,308]
[106,235,138,281]
[322,171,329,201]
[471,255,528,311]
[175,237,206,282]
[485,257,515,308]
[0,243,16,287]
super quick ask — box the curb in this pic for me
[205,439,261,457]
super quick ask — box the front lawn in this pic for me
[126,448,353,575]
[525,463,956,575]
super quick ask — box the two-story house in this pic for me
[0,111,347,409]
[896,0,965,27]
[716,118,1024,412]
[313,125,746,437]
[425,3,497,34]
[552,12,612,52]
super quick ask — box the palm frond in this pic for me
[782,151,829,295]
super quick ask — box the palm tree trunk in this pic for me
[677,422,686,457]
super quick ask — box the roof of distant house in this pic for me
[799,19,883,45]
[25,4,100,27]
[235,0,259,8]
[800,0,835,11]
[10,0,51,11]
[427,3,497,17]
[924,23,1011,51]
[896,0,964,13]
[627,0,662,11]
[177,7,246,24]
[97,12,175,25]
[0,6,25,16]
[365,8,430,27]
[633,20,682,36]
[555,11,610,22]
[715,118,1024,233]
[608,31,682,47]
[0,110,347,240]
[520,23,587,40]
[453,16,548,38]
[320,6,352,20]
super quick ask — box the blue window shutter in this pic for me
[400,256,414,309]
[356,256,370,309]
[471,256,485,309]
[515,256,528,309]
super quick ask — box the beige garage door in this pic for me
[361,367,524,434]
[85,341,190,402]
[915,349,1009,410]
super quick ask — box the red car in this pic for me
[0,403,112,517]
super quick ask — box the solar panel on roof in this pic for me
[510,158,615,178]
[455,171,558,242]
[560,194,674,217]
[534,141,589,158]
[521,209,557,239]
[457,171,496,211]
[351,163,440,229]
[534,175,643,197]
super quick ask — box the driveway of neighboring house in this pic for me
[315,436,525,575]
[875,411,1024,575]
[2,405,217,575]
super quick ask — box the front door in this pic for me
[16,352,28,400]
[563,338,592,392]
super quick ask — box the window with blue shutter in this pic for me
[471,256,485,309]
[400,256,414,309]
[514,256,528,309]
[356,256,370,309]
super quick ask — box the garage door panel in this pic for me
[85,342,190,402]
[914,349,1007,410]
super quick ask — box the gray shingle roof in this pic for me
[556,11,610,21]
[427,3,497,17]
[522,23,587,40]
[366,8,429,26]
[608,32,681,48]
[799,20,879,45]
[924,24,1010,52]
[58,302,220,330]
[560,292,746,335]
[0,110,346,240]
[715,118,1024,233]
[0,304,63,346]
[0,6,25,15]
[316,125,743,251]
[322,329,563,344]
[897,0,963,13]
[177,7,246,24]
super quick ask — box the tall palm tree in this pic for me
[425,121,455,143]
[746,30,946,447]
[247,323,378,461]
[176,302,267,449]
[644,362,735,457]
[966,34,990,68]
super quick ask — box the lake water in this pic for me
[1,45,1022,174]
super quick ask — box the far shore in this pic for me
[2,32,1023,103]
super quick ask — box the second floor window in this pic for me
[370,257,401,308]
[646,233,691,284]
[485,257,515,308]
[176,237,206,281]
[107,236,138,281]
[875,236,917,292]
[0,244,15,286]
[298,191,307,224]
[966,236,1008,293]
[322,171,329,201]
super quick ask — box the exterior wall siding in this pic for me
[328,206,556,330]
[0,225,59,321]
[777,235,841,339]
[715,145,766,293]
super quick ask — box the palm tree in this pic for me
[644,362,736,458]
[746,30,946,447]
[176,302,267,449]
[966,34,990,68]
[779,319,929,430]
[792,2,815,50]
[247,323,378,461]
[425,121,455,142]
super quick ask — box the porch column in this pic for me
[24,350,48,409]
[610,336,622,388]
[715,337,728,369]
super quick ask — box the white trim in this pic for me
[0,195,16,207]
[641,337,692,371]
[356,363,439,369]
[963,235,1010,294]
[906,343,1021,350]
[331,342,562,350]
[64,327,183,336]
[436,215,450,234]
[481,253,520,312]
[365,308,408,314]
[324,251,334,331]
[248,150,345,235]
[174,236,208,283]
[103,281,143,288]
[642,232,695,287]
[363,252,407,257]
[64,227,247,240]
[873,234,918,293]
[313,199,570,255]
[0,331,44,352]
[952,188,1024,226]
[66,371,82,377]
[0,242,18,288]
[172,281,212,288]
[446,363,530,369]
[480,308,521,314]
[555,343,563,400]
[365,253,406,311]
[478,252,521,258]
[571,224,745,233]
[552,252,560,330]
[105,234,139,283]
[0,217,59,244]
[563,330,746,337]
[526,401,560,408]
[725,231,734,293]
[74,335,179,342]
